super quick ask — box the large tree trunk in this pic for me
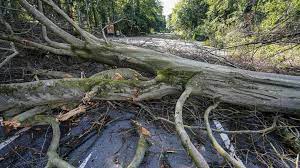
[2,41,299,114]
[0,0,298,115]
[1,1,299,167]
[73,42,300,114]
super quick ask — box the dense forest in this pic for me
[0,0,299,168]
[1,0,166,35]
[169,0,300,72]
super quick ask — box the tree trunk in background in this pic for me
[92,6,99,27]
[66,0,75,33]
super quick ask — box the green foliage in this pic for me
[169,0,208,39]
[169,0,300,71]
[54,0,165,35]
[169,0,299,44]
[120,0,166,35]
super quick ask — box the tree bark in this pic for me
[73,42,300,114]
[1,0,299,116]
[1,1,299,167]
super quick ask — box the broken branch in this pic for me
[174,87,209,168]
[127,121,151,168]
[204,102,246,168]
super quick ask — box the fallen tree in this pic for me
[1,0,300,167]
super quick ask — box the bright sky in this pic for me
[161,0,180,17]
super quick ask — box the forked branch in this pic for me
[0,16,19,68]
[40,0,97,43]
[0,42,18,68]
[204,102,246,168]
[174,87,209,168]
[38,0,71,50]
[24,115,75,168]
[19,0,84,46]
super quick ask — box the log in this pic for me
[1,0,299,115]
[0,69,179,112]
[76,43,300,114]
[1,44,299,115]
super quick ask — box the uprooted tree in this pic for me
[0,0,300,167]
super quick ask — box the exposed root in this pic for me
[174,87,209,168]
[127,121,151,168]
[24,115,75,168]
[204,102,246,168]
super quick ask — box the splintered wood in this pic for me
[57,105,87,121]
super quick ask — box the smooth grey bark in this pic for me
[1,0,299,115]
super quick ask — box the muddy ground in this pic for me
[0,36,299,168]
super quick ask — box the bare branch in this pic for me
[0,34,73,56]
[101,18,126,44]
[23,116,75,168]
[127,121,151,168]
[101,26,108,44]
[19,0,84,46]
[175,87,209,168]
[38,0,71,50]
[204,102,246,168]
[41,0,97,43]
[0,16,19,68]
[0,42,19,68]
[0,47,13,51]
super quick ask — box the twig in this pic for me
[0,42,18,68]
[127,121,151,168]
[137,102,279,135]
[24,115,75,168]
[101,18,126,44]
[174,87,209,168]
[0,17,19,68]
[270,142,290,168]
[295,154,299,168]
[0,127,30,151]
[204,101,246,168]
